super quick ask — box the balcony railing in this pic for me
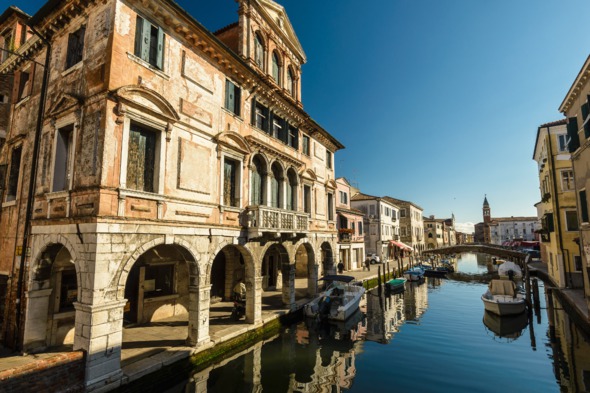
[245,205,309,238]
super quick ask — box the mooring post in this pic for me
[378,265,383,296]
[397,256,402,278]
[524,257,532,316]
[532,278,541,321]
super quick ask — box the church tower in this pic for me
[483,195,491,224]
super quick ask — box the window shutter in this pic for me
[135,17,144,58]
[251,98,257,125]
[267,110,273,135]
[156,28,164,69]
[279,118,287,143]
[226,80,234,112]
[234,86,241,116]
[580,190,589,222]
[583,102,589,121]
[567,117,580,152]
[140,19,151,62]
[66,33,76,68]
[293,127,299,150]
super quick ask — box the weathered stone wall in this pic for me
[0,351,85,392]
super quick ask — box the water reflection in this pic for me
[482,311,528,342]
[163,254,590,393]
[546,290,590,392]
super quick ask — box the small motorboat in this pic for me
[497,261,523,280]
[483,310,528,342]
[403,267,424,282]
[481,279,526,316]
[385,277,407,293]
[304,275,366,321]
[423,267,448,278]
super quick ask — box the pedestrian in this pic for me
[337,261,344,274]
[366,258,371,272]
[363,257,369,271]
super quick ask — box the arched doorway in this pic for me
[260,244,290,308]
[24,243,77,352]
[294,243,316,301]
[209,245,256,324]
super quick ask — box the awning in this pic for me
[390,240,413,251]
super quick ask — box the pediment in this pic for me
[256,0,306,63]
[111,85,180,123]
[325,179,337,190]
[300,168,317,181]
[215,131,252,155]
[47,93,83,118]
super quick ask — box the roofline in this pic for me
[559,54,590,113]
[0,6,30,27]
[27,0,344,149]
[532,119,566,160]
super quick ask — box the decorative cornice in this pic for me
[245,135,304,169]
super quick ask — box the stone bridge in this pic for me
[422,243,529,262]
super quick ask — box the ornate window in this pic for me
[272,51,281,85]
[251,155,266,205]
[254,33,265,69]
[286,67,295,97]
[287,169,297,210]
[270,162,283,208]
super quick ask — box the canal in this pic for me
[147,253,589,392]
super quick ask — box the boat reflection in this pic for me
[482,310,528,342]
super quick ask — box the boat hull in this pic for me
[481,293,526,316]
[304,284,365,321]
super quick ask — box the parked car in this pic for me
[367,254,381,264]
[523,249,540,260]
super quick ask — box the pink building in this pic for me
[336,178,365,270]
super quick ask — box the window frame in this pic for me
[221,154,242,208]
[5,144,22,202]
[561,169,574,192]
[302,134,310,156]
[565,210,579,231]
[134,15,165,70]
[120,114,166,195]
[224,79,241,117]
[254,32,265,70]
[65,25,86,70]
[271,50,281,85]
[326,150,332,169]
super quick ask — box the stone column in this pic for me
[73,299,127,388]
[187,284,210,347]
[281,264,294,306]
[246,276,262,324]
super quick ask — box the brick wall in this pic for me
[0,351,85,392]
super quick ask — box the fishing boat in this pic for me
[403,266,424,282]
[304,275,366,321]
[385,277,407,293]
[497,261,523,280]
[481,279,526,316]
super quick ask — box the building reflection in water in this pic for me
[546,290,590,392]
[176,279,432,392]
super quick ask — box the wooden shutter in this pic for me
[567,117,580,152]
[140,19,151,62]
[580,190,589,223]
[156,27,164,69]
[134,17,144,58]
[267,110,273,135]
[225,80,234,112]
[234,86,241,116]
[251,98,257,125]
[293,127,299,149]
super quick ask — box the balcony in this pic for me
[245,205,309,238]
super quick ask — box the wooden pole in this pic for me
[377,265,383,296]
[532,278,541,320]
[524,257,532,315]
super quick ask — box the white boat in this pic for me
[403,266,424,282]
[497,261,523,280]
[481,279,526,316]
[304,275,366,321]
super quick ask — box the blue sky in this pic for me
[12,0,590,231]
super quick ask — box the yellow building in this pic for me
[533,119,581,288]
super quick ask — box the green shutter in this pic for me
[581,190,589,223]
[156,28,164,69]
[293,127,299,149]
[234,86,241,116]
[134,17,143,57]
[141,19,151,62]
[567,117,580,151]
[225,80,234,113]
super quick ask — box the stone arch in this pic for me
[249,151,271,169]
[214,131,252,156]
[292,240,318,300]
[31,234,81,276]
[111,85,180,123]
[206,240,255,282]
[320,241,336,276]
[116,236,200,298]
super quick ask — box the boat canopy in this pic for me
[318,275,356,283]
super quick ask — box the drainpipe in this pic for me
[547,128,572,288]
[13,26,51,350]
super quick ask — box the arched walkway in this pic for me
[320,242,335,277]
[294,243,316,301]
[23,243,77,352]
[120,244,198,365]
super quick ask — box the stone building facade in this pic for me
[0,0,342,389]
[533,119,581,288]
[336,177,365,271]
[382,196,425,254]
[560,54,590,309]
[423,216,444,249]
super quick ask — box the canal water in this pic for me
[161,253,590,393]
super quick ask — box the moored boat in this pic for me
[481,279,526,316]
[385,277,407,293]
[304,275,366,321]
[423,267,448,278]
[497,261,523,280]
[403,267,424,282]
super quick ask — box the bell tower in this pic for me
[483,195,491,224]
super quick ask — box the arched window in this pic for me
[251,155,266,205]
[272,51,281,85]
[286,67,295,97]
[254,33,265,69]
[271,162,283,208]
[286,169,297,210]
